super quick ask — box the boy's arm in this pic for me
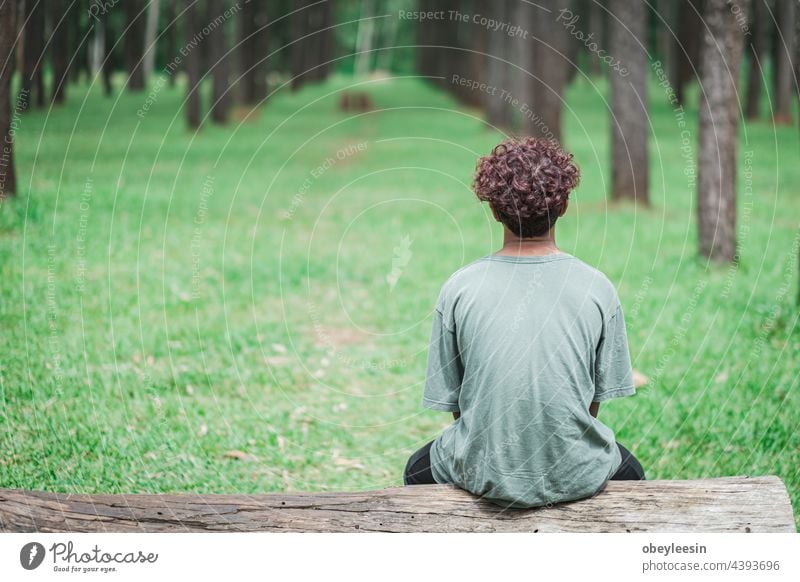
[422,307,463,414]
[593,303,636,403]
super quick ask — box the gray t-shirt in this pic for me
[424,252,635,508]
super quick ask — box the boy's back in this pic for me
[424,253,635,508]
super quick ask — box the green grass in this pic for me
[1,73,798,527]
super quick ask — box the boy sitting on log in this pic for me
[404,137,644,508]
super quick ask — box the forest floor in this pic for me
[1,74,798,527]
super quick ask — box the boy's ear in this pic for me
[559,199,569,217]
[490,204,501,222]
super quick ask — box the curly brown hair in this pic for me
[473,137,580,237]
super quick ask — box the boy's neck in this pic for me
[495,227,561,257]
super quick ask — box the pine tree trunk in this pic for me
[0,0,17,199]
[143,0,161,80]
[511,0,533,118]
[354,0,375,77]
[317,0,334,81]
[165,0,177,88]
[291,0,310,90]
[772,0,795,124]
[745,0,769,120]
[207,0,229,124]
[486,0,510,128]
[21,0,46,109]
[655,0,675,79]
[102,11,115,96]
[185,0,202,129]
[527,0,571,142]
[70,0,84,82]
[609,0,649,204]
[675,0,703,106]
[435,0,462,93]
[125,0,147,91]
[466,2,488,109]
[51,0,70,104]
[697,0,750,263]
[238,0,270,104]
[587,0,605,76]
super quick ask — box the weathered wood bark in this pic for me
[0,477,794,533]
[697,0,750,263]
[51,0,70,104]
[21,0,46,109]
[208,0,230,123]
[238,0,269,105]
[185,0,202,129]
[773,0,796,124]
[527,0,572,142]
[609,0,649,204]
[745,0,769,120]
[0,0,17,199]
[125,0,147,91]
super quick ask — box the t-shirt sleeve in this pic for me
[593,302,636,403]
[422,307,463,412]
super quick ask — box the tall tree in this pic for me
[773,0,796,124]
[291,0,311,89]
[21,0,46,109]
[655,0,676,82]
[609,0,649,204]
[142,0,161,80]
[125,0,147,91]
[238,0,269,105]
[207,0,230,124]
[466,5,488,109]
[101,9,116,96]
[354,0,375,77]
[316,0,335,81]
[51,0,70,104]
[697,0,750,263]
[485,0,510,128]
[587,0,606,77]
[674,0,703,106]
[69,0,84,82]
[291,0,335,90]
[0,0,18,199]
[164,0,178,88]
[185,0,202,129]
[511,0,533,113]
[745,0,769,120]
[527,0,572,142]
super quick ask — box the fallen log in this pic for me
[0,476,794,533]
